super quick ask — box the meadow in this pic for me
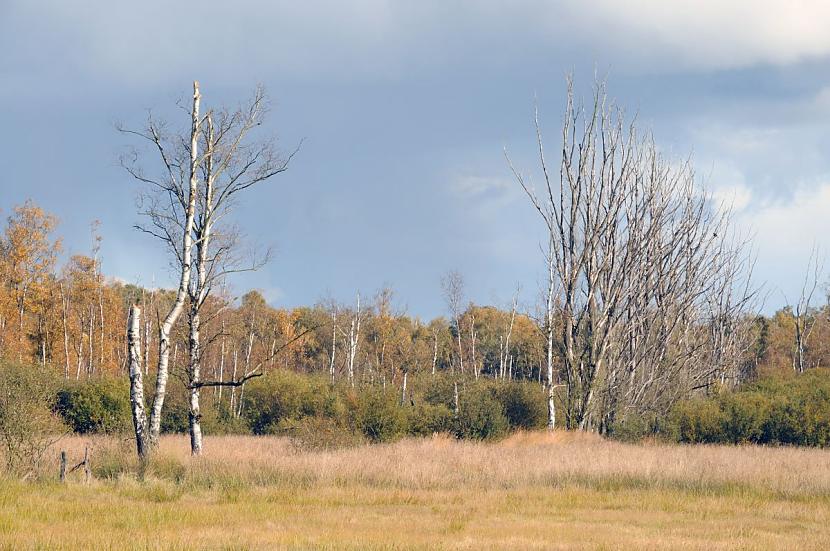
[2,432,830,550]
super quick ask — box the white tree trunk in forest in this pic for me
[127,304,149,459]
[236,326,256,418]
[455,317,463,375]
[500,289,518,381]
[329,310,337,383]
[230,347,238,415]
[217,319,226,404]
[60,282,70,379]
[88,305,94,376]
[98,285,105,368]
[431,327,438,376]
[469,312,478,380]
[142,290,151,376]
[546,237,556,429]
[347,293,361,387]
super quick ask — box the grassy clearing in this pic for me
[3,432,830,549]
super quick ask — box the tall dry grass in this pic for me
[50,430,830,498]
[5,433,830,549]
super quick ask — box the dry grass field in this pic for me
[3,432,830,549]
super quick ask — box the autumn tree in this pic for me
[0,201,61,363]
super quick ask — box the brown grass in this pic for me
[3,432,830,549]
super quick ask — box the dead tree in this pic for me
[499,286,519,381]
[509,77,756,432]
[791,248,823,373]
[441,271,465,375]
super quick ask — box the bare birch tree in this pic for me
[441,271,465,375]
[509,77,756,432]
[343,292,362,387]
[185,85,295,454]
[121,81,297,455]
[790,248,823,373]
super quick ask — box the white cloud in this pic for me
[739,184,830,254]
[553,0,830,70]
[732,183,830,302]
[711,181,753,212]
[6,0,830,93]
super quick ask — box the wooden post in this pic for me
[59,451,66,482]
[83,446,91,484]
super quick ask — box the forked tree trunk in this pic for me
[148,81,201,447]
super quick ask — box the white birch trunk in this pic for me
[347,293,361,387]
[188,304,203,455]
[329,310,337,383]
[127,305,149,459]
[230,347,238,416]
[60,283,70,379]
[431,328,438,376]
[469,313,478,380]
[546,237,556,430]
[217,319,226,404]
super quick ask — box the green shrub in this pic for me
[669,398,727,443]
[407,402,454,436]
[422,375,457,409]
[493,382,547,430]
[0,362,64,476]
[358,387,405,442]
[719,391,770,444]
[200,404,251,436]
[159,385,190,434]
[454,385,508,440]
[56,377,131,434]
[243,371,339,434]
[662,369,830,447]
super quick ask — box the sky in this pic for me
[2,1,830,318]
